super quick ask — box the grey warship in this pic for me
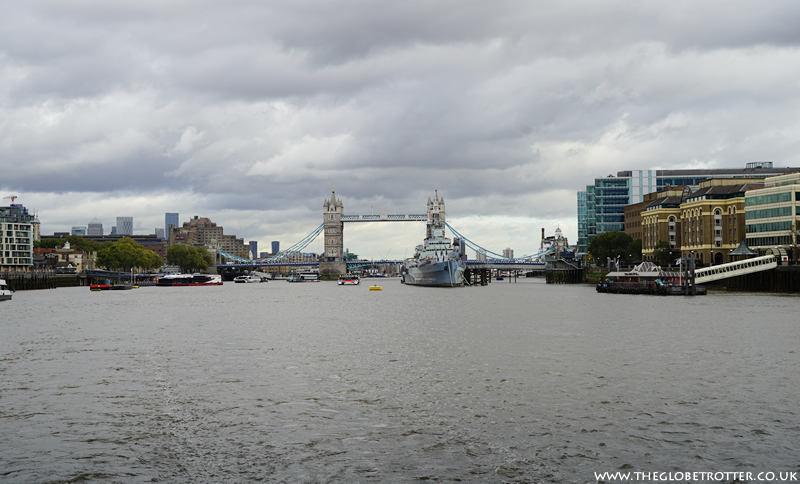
[401,191,466,287]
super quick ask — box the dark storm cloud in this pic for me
[3,0,800,252]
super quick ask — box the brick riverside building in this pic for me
[640,179,762,265]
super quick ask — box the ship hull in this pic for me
[402,260,465,287]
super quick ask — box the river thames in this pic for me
[1,278,798,483]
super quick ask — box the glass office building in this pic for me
[745,172,800,251]
[116,216,133,236]
[165,213,179,239]
[87,217,103,236]
[249,241,258,260]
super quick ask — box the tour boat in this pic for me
[287,272,319,282]
[156,274,223,286]
[337,274,360,285]
[0,279,11,301]
[90,280,135,291]
[234,274,267,283]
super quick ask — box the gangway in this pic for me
[694,255,777,284]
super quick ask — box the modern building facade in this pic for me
[745,172,800,259]
[116,217,133,235]
[87,217,103,236]
[1,203,35,271]
[249,241,257,260]
[165,213,179,240]
[578,162,799,256]
[271,241,280,254]
[71,226,87,236]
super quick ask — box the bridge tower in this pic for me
[426,189,446,238]
[320,188,347,279]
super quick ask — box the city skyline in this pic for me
[3,2,800,259]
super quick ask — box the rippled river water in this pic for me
[1,278,799,483]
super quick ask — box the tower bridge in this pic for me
[215,188,786,286]
[319,188,440,278]
[217,188,562,277]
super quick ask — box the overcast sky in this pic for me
[3,1,800,259]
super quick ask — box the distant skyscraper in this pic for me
[116,217,133,235]
[502,248,514,259]
[155,228,165,239]
[111,226,117,235]
[71,226,86,236]
[165,212,179,238]
[272,241,280,254]
[87,217,103,236]
[249,241,257,260]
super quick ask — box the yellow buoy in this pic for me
[369,285,382,291]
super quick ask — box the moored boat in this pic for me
[156,274,223,286]
[234,274,267,283]
[597,261,706,295]
[0,279,12,301]
[90,279,135,291]
[401,190,466,287]
[287,272,319,282]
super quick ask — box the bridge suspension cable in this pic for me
[258,223,325,263]
[445,223,555,261]
[216,223,325,265]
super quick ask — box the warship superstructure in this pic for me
[401,191,466,287]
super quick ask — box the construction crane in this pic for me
[3,195,18,203]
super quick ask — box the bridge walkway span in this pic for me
[466,260,546,271]
[694,255,777,284]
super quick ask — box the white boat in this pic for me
[287,272,320,282]
[156,274,223,286]
[337,274,360,285]
[234,274,267,283]
[0,279,12,301]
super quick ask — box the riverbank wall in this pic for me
[2,272,85,291]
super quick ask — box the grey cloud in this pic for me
[3,0,800,252]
